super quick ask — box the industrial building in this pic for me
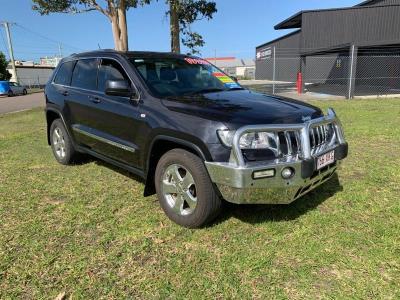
[255,0,400,98]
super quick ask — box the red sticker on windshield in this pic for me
[184,58,210,65]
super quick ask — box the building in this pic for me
[7,65,55,87]
[7,56,61,87]
[255,0,400,98]
[205,57,256,79]
[40,56,62,67]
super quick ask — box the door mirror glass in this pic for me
[105,80,133,97]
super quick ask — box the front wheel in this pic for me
[155,149,221,228]
[7,90,13,97]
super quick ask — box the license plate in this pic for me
[317,150,335,170]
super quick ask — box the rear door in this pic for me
[66,58,102,150]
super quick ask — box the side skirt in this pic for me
[76,145,145,179]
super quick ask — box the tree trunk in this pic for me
[170,0,180,53]
[110,0,129,51]
[117,1,128,51]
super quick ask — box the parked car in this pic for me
[0,81,28,96]
[45,50,348,228]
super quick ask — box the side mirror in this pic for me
[231,76,238,82]
[105,80,136,98]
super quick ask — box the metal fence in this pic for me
[254,50,400,99]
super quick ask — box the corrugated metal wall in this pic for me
[301,5,400,50]
[255,31,301,81]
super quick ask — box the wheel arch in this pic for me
[45,108,71,145]
[143,135,211,197]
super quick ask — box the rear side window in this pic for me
[54,61,76,86]
[71,59,98,90]
[97,59,130,92]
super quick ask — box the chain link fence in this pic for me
[252,48,400,99]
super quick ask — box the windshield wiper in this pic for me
[226,87,245,91]
[185,88,226,95]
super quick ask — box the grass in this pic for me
[0,99,399,299]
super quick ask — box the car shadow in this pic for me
[211,173,343,226]
[74,155,342,227]
[74,155,146,183]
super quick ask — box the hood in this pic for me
[161,89,323,129]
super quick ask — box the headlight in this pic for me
[217,129,279,153]
[239,132,278,151]
[217,129,235,147]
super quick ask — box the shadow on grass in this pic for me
[74,155,145,183]
[75,155,342,226]
[212,173,343,226]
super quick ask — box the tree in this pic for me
[0,52,11,81]
[32,0,151,51]
[167,0,217,54]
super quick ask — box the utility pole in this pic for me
[1,21,18,83]
[58,43,63,58]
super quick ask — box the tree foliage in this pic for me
[0,52,11,81]
[168,0,217,54]
[32,0,152,51]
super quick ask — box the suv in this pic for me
[45,50,348,228]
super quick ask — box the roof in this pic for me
[70,49,190,59]
[274,0,399,30]
[256,30,301,49]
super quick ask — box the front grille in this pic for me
[309,123,337,156]
[278,130,302,157]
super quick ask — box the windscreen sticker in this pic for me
[184,58,210,65]
[212,72,241,88]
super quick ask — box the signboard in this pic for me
[256,47,272,60]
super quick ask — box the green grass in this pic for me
[0,100,399,299]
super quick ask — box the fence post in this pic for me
[347,44,358,99]
[272,46,276,94]
[300,55,306,94]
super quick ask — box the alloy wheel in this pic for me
[161,164,198,216]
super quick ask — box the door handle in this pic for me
[61,91,69,96]
[89,96,101,104]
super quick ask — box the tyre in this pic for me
[22,89,27,95]
[155,149,221,228]
[7,90,13,97]
[50,119,78,165]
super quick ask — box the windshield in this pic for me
[129,56,243,97]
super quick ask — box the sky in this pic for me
[0,0,361,61]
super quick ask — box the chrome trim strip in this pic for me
[72,126,136,153]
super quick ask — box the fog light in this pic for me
[281,167,295,179]
[253,169,275,179]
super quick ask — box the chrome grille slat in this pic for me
[284,131,293,155]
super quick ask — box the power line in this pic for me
[14,23,84,51]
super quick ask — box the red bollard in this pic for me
[296,72,303,94]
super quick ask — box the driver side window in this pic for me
[97,59,130,93]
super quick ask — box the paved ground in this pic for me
[0,93,45,114]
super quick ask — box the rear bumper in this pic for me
[206,143,348,204]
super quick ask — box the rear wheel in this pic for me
[22,89,27,95]
[50,119,78,165]
[155,149,221,228]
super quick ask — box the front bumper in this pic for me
[206,143,347,204]
[205,108,348,204]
